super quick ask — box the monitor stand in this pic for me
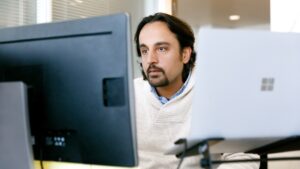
[0,82,34,169]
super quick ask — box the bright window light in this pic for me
[271,0,300,32]
[37,0,52,23]
[158,0,172,15]
[144,0,172,16]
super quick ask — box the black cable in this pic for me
[39,147,44,169]
[40,160,44,169]
[175,139,188,169]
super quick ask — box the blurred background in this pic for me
[1,0,300,77]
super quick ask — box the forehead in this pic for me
[139,21,178,46]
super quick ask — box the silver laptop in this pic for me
[0,82,34,169]
[167,28,300,156]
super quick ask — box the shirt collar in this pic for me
[151,71,192,104]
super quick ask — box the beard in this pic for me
[145,64,169,87]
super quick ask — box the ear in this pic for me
[182,47,192,64]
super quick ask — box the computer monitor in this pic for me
[0,13,137,167]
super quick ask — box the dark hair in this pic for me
[134,12,196,82]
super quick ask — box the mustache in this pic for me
[147,64,164,74]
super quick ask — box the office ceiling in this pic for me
[177,0,270,30]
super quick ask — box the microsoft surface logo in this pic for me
[261,78,275,91]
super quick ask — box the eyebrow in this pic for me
[139,44,148,48]
[139,42,170,48]
[155,42,170,46]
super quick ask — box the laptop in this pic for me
[0,82,34,169]
[167,28,300,156]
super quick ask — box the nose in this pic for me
[147,50,158,64]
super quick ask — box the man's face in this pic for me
[138,21,190,88]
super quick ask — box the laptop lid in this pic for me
[167,28,300,155]
[0,82,34,169]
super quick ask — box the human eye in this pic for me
[140,48,148,56]
[157,46,167,53]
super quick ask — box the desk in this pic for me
[34,161,140,169]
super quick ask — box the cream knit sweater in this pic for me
[134,72,259,169]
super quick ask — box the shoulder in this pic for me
[134,77,150,94]
[134,77,146,86]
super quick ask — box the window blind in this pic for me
[0,0,131,28]
[52,0,109,21]
[0,0,36,28]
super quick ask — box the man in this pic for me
[134,12,259,169]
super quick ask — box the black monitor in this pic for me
[0,13,137,167]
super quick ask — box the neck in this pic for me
[156,80,184,99]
